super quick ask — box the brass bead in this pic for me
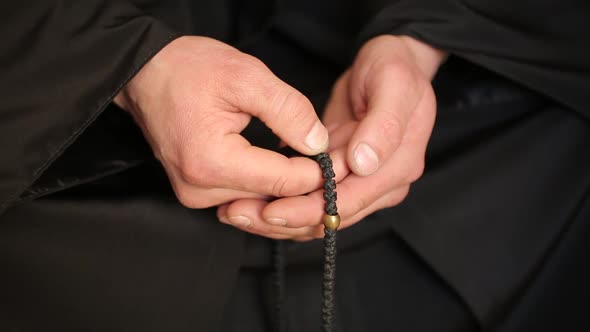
[323,214,340,230]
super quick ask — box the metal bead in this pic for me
[323,214,340,230]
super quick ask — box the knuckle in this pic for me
[232,59,264,83]
[354,197,371,214]
[176,188,216,209]
[270,175,289,197]
[178,165,204,186]
[382,60,417,86]
[406,160,425,183]
[378,113,404,142]
[177,157,215,187]
[269,89,314,124]
[379,60,425,102]
[218,54,266,97]
[176,189,194,208]
[385,186,410,208]
[241,53,266,69]
[219,51,253,70]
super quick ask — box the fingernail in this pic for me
[305,121,329,152]
[266,218,287,226]
[228,216,251,227]
[353,143,379,175]
[219,216,230,224]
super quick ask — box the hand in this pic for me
[217,35,446,240]
[115,36,348,210]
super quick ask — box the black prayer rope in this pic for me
[322,229,337,332]
[314,153,338,216]
[272,240,286,332]
[272,150,339,332]
[314,152,339,332]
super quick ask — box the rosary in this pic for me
[273,152,339,332]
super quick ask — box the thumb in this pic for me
[348,64,424,176]
[232,63,329,155]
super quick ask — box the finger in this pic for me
[166,166,269,209]
[262,191,324,228]
[232,223,318,240]
[336,186,410,230]
[177,187,268,209]
[335,131,426,217]
[217,204,229,222]
[230,64,329,155]
[217,145,348,231]
[219,199,318,238]
[261,138,422,228]
[288,187,410,241]
[279,186,410,241]
[261,178,411,231]
[190,140,349,198]
[348,63,427,176]
[292,235,318,242]
[288,186,409,241]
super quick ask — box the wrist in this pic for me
[112,61,153,115]
[399,35,447,80]
[113,85,134,111]
[113,36,180,114]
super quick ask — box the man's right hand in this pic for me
[114,36,345,217]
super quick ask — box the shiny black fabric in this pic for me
[0,1,589,331]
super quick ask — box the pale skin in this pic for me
[115,35,447,241]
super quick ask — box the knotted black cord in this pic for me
[272,240,286,332]
[272,151,339,332]
[314,152,339,332]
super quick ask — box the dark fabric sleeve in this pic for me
[358,0,590,117]
[0,2,179,213]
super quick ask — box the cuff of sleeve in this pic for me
[0,6,180,214]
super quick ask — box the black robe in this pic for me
[1,1,589,331]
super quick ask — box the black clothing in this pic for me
[1,1,589,331]
[221,232,478,332]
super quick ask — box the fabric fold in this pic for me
[357,0,590,118]
[0,2,179,214]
